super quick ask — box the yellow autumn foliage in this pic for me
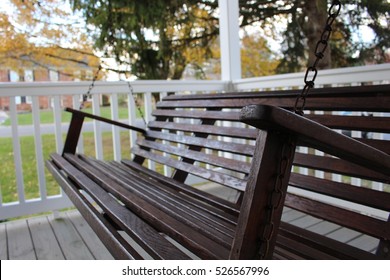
[0,1,101,80]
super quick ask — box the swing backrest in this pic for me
[132,84,390,258]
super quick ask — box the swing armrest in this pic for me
[240,105,390,177]
[62,107,146,155]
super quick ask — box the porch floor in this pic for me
[0,207,379,260]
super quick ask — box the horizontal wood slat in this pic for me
[79,158,236,246]
[137,139,251,174]
[152,109,240,121]
[289,173,390,212]
[145,130,255,156]
[131,147,247,192]
[51,154,190,260]
[293,152,390,183]
[284,193,390,240]
[278,222,378,260]
[308,115,390,133]
[148,121,258,140]
[120,158,240,215]
[64,153,230,259]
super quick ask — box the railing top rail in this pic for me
[0,64,389,97]
[233,63,390,91]
[0,80,229,97]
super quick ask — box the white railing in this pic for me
[0,63,389,220]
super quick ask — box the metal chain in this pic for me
[80,65,102,110]
[257,136,296,259]
[126,81,147,127]
[294,0,341,115]
[79,65,147,128]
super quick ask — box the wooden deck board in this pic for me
[66,211,114,260]
[347,234,379,252]
[6,219,36,260]
[281,209,306,223]
[28,216,65,260]
[0,222,8,259]
[306,220,341,235]
[326,227,362,243]
[0,207,380,259]
[288,215,322,228]
[47,213,96,260]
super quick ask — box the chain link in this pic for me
[80,65,102,110]
[294,0,341,115]
[257,136,295,259]
[79,66,147,128]
[126,82,147,127]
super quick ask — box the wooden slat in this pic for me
[158,85,390,114]
[358,138,390,154]
[162,85,390,102]
[240,105,390,176]
[146,130,255,156]
[152,109,240,121]
[137,139,251,174]
[158,95,390,111]
[51,154,192,260]
[284,193,390,240]
[289,173,390,212]
[131,147,247,191]
[28,216,65,260]
[278,222,378,259]
[107,161,238,225]
[62,154,230,259]
[307,115,390,133]
[148,121,258,140]
[64,107,146,138]
[170,109,220,183]
[79,157,237,236]
[121,159,240,215]
[293,152,390,183]
[276,234,337,259]
[46,158,141,259]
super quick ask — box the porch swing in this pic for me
[46,0,390,259]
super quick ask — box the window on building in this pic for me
[10,71,22,104]
[49,70,59,81]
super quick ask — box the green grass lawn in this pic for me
[0,104,145,204]
[1,106,142,126]
[0,131,132,203]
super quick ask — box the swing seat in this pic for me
[46,84,390,259]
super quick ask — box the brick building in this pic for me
[0,67,92,111]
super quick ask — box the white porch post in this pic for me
[218,0,241,87]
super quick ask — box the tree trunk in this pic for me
[303,0,331,69]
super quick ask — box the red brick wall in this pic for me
[0,70,9,82]
[34,69,49,81]
[0,68,89,111]
[0,70,10,109]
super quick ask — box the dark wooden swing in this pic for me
[46,1,390,259]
